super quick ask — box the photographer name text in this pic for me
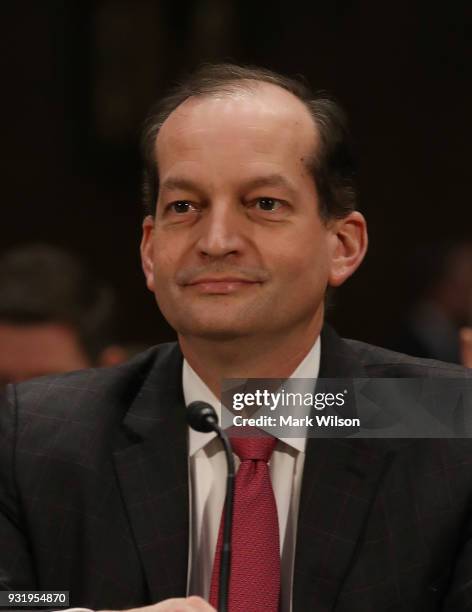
[232,414,360,427]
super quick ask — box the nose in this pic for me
[196,202,247,259]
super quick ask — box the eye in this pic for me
[254,198,284,212]
[168,201,196,214]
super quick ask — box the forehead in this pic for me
[155,83,319,175]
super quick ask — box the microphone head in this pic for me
[187,401,219,433]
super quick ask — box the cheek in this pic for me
[152,233,183,279]
[266,235,330,282]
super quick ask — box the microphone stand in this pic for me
[186,401,235,612]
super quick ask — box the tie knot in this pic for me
[229,428,277,462]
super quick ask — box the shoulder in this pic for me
[1,342,181,425]
[343,337,472,378]
[0,342,182,485]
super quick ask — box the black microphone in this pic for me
[187,401,219,433]
[186,401,235,612]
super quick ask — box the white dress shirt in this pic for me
[185,338,321,612]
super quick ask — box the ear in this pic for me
[328,211,368,287]
[140,215,156,292]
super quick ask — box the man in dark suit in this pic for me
[1,64,471,612]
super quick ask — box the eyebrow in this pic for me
[160,177,202,193]
[241,174,298,197]
[161,174,298,197]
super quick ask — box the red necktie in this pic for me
[209,429,280,612]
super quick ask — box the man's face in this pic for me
[141,84,347,344]
[0,322,91,386]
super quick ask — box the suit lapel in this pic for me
[293,326,397,611]
[113,343,189,603]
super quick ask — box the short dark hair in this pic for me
[141,63,357,221]
[0,245,117,364]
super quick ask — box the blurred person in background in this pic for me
[390,240,472,365]
[0,244,127,386]
[461,327,472,367]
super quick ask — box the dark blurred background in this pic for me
[2,0,471,349]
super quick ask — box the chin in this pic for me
[171,313,259,341]
[194,328,247,341]
[180,323,251,341]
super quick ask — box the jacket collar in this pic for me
[113,343,189,603]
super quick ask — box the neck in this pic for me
[178,312,323,398]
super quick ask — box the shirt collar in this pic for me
[184,337,321,456]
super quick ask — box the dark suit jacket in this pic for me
[1,327,472,611]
